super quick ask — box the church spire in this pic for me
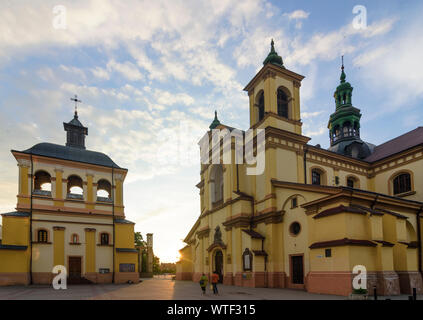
[263,39,284,68]
[328,58,363,150]
[334,56,353,109]
[63,95,88,149]
[209,110,221,129]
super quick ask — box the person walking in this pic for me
[199,273,208,295]
[211,271,219,295]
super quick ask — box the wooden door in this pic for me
[214,250,223,283]
[291,255,304,284]
[68,257,82,280]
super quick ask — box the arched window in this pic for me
[393,173,411,195]
[33,171,52,196]
[71,233,79,244]
[311,169,322,185]
[210,165,224,205]
[37,229,48,243]
[242,248,252,271]
[347,178,355,188]
[258,92,265,122]
[343,121,351,137]
[97,179,112,201]
[277,88,289,118]
[67,175,83,199]
[100,233,109,245]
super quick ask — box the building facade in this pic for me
[0,109,139,285]
[176,40,423,296]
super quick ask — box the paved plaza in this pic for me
[0,277,419,300]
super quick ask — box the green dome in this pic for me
[209,110,221,129]
[263,39,284,68]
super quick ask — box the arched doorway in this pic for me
[214,250,224,283]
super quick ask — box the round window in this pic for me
[290,222,301,236]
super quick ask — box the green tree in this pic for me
[153,255,161,274]
[134,232,146,247]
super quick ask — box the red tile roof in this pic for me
[364,127,423,162]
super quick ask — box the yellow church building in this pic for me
[0,107,139,285]
[176,40,423,296]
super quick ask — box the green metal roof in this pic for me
[16,142,123,169]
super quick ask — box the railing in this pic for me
[32,189,52,197]
[96,196,113,203]
[67,193,83,200]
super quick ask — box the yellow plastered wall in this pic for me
[349,246,376,271]
[0,249,30,272]
[115,252,138,271]
[2,216,29,246]
[178,246,193,273]
[369,215,384,240]
[309,246,350,272]
[115,223,134,249]
[372,157,423,200]
[53,229,65,267]
[19,166,29,196]
[85,230,96,273]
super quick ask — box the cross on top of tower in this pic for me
[70,94,82,118]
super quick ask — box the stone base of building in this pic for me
[372,271,400,296]
[307,271,402,296]
[192,272,202,283]
[234,272,267,288]
[223,272,233,285]
[85,272,113,284]
[307,271,353,296]
[398,271,423,294]
[267,272,286,288]
[32,272,54,285]
[114,272,140,284]
[175,272,193,281]
[0,272,30,286]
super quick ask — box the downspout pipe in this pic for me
[303,146,308,184]
[417,206,423,273]
[112,166,115,284]
[29,154,33,285]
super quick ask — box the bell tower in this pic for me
[243,40,305,135]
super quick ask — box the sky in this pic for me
[0,0,423,262]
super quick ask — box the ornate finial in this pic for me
[70,94,82,118]
[214,110,218,119]
[271,39,275,52]
[340,56,346,83]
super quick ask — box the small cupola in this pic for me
[63,95,88,149]
[263,39,284,68]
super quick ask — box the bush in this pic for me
[352,288,368,295]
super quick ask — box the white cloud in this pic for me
[91,66,110,80]
[106,59,143,81]
[286,10,310,20]
[153,89,194,106]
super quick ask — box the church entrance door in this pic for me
[214,250,223,283]
[68,256,82,283]
[291,255,304,285]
